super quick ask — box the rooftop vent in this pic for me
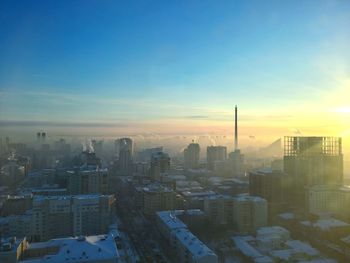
[77,236,86,242]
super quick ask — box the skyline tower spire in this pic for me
[235,105,238,151]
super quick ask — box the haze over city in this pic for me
[1,1,350,263]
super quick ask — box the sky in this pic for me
[0,0,350,145]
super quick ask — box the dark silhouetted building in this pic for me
[116,138,133,175]
[283,136,343,207]
[207,146,227,170]
[184,143,200,169]
[150,151,170,180]
[249,168,285,220]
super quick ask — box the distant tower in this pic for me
[234,105,238,151]
[228,105,245,177]
[184,142,200,169]
[41,132,46,142]
[150,151,170,180]
[117,138,133,175]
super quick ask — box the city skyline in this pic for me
[2,2,350,262]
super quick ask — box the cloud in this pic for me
[183,115,210,119]
[0,120,128,128]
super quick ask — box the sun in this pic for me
[334,106,350,114]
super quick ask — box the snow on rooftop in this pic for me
[33,194,111,202]
[234,195,267,203]
[175,209,205,216]
[232,236,263,258]
[254,256,274,263]
[270,249,293,260]
[257,167,274,174]
[285,240,319,256]
[20,231,119,263]
[341,235,350,244]
[174,228,216,260]
[300,218,349,230]
[298,259,337,263]
[142,183,173,193]
[181,190,216,197]
[156,211,187,230]
[257,226,290,237]
[231,226,332,263]
[278,212,295,220]
[205,194,233,200]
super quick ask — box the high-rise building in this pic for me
[91,139,103,157]
[150,151,170,180]
[184,143,200,169]
[249,168,284,203]
[233,195,268,233]
[67,167,109,195]
[249,168,285,219]
[80,151,101,167]
[135,147,163,162]
[31,194,115,241]
[207,146,227,170]
[142,184,175,215]
[283,136,343,206]
[116,138,133,175]
[203,194,267,232]
[204,195,234,225]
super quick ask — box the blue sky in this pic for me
[0,0,350,137]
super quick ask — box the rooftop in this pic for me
[300,218,349,231]
[20,231,119,263]
[156,211,187,230]
[257,226,290,238]
[33,194,112,202]
[232,226,334,263]
[278,212,295,220]
[174,228,216,260]
[181,190,216,198]
[234,195,267,203]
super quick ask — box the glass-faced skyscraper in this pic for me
[283,136,343,207]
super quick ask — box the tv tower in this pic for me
[234,105,238,151]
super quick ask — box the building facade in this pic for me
[184,143,200,169]
[207,146,227,171]
[283,136,343,207]
[31,194,115,241]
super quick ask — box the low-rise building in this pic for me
[142,184,175,215]
[203,194,267,232]
[307,185,350,220]
[31,194,115,241]
[156,210,218,263]
[19,230,120,263]
[0,237,28,263]
[233,195,267,233]
[0,212,32,239]
[232,226,336,263]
